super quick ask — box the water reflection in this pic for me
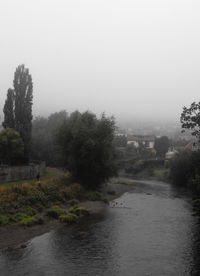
[0,180,200,276]
[50,212,118,275]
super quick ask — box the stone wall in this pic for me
[0,162,46,183]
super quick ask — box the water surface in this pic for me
[0,180,200,276]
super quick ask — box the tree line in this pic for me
[0,65,117,189]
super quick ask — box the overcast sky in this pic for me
[0,0,200,122]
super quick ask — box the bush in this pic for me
[69,206,90,217]
[20,215,43,226]
[0,214,10,226]
[47,205,66,219]
[62,183,82,200]
[169,151,200,186]
[69,199,79,206]
[84,191,102,201]
[59,213,78,224]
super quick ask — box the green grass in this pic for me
[41,167,63,180]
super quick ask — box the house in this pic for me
[165,148,179,160]
[127,135,155,149]
[185,140,200,152]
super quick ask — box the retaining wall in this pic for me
[0,162,46,183]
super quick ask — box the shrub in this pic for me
[62,183,82,200]
[169,151,200,186]
[11,183,31,196]
[84,191,102,201]
[69,183,82,198]
[59,213,78,224]
[21,207,37,216]
[20,215,43,226]
[47,205,66,219]
[69,199,79,206]
[69,206,90,217]
[0,214,10,226]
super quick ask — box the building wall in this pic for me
[127,140,139,148]
[0,162,46,183]
[149,141,155,149]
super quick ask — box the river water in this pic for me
[0,180,200,276]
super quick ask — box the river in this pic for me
[0,180,200,276]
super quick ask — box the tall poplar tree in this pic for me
[3,64,33,162]
[3,88,15,129]
[14,64,33,162]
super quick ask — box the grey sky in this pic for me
[0,0,200,122]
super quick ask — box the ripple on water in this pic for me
[0,180,199,276]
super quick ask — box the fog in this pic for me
[0,0,200,122]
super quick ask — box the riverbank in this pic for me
[0,178,134,250]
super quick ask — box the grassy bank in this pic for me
[0,168,109,227]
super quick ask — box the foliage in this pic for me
[20,215,43,226]
[59,213,78,224]
[0,175,70,214]
[114,135,127,147]
[69,206,90,216]
[125,144,138,156]
[14,65,33,162]
[56,111,118,188]
[169,151,200,186]
[153,167,169,181]
[2,64,33,163]
[47,205,66,219]
[0,172,103,227]
[0,214,10,226]
[181,102,200,139]
[31,111,67,165]
[62,183,82,200]
[83,190,103,201]
[0,128,24,165]
[69,199,79,206]
[154,136,169,157]
[3,88,15,129]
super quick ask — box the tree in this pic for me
[3,88,15,129]
[154,136,169,157]
[2,65,33,162]
[56,111,117,188]
[31,111,67,165]
[114,135,127,147]
[14,65,33,162]
[181,102,200,139]
[0,128,24,165]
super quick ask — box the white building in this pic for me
[127,135,155,149]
